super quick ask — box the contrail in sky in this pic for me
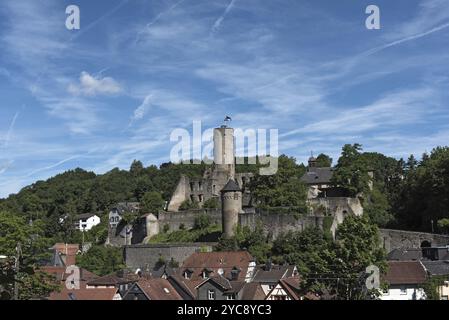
[362,21,449,57]
[211,0,237,34]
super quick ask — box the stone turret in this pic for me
[221,179,242,239]
[211,125,236,196]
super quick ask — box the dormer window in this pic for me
[230,267,241,281]
[183,269,193,279]
[202,268,213,279]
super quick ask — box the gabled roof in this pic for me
[151,265,177,278]
[221,179,241,192]
[266,277,302,300]
[180,251,254,282]
[134,278,182,300]
[196,276,246,295]
[241,283,266,300]
[168,275,199,300]
[382,261,427,285]
[300,167,334,185]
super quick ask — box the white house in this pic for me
[380,261,427,300]
[75,213,101,231]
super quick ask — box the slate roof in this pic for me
[151,265,177,278]
[196,276,246,295]
[76,213,97,220]
[252,265,297,283]
[300,167,334,185]
[180,251,254,282]
[422,261,449,276]
[221,179,241,192]
[112,202,140,214]
[382,261,427,285]
[387,248,423,261]
[135,278,183,300]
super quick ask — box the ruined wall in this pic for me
[379,229,449,253]
[124,243,215,272]
[157,209,222,232]
[239,212,325,240]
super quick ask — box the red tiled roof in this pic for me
[49,287,118,300]
[87,273,138,286]
[40,266,98,286]
[241,283,266,300]
[383,261,427,285]
[136,278,182,300]
[52,243,80,266]
[180,251,254,281]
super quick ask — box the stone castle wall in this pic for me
[379,229,449,252]
[124,243,215,272]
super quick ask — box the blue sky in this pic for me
[1,0,449,198]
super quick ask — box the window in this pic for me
[400,287,407,295]
[227,294,236,300]
[233,193,239,200]
[442,296,448,300]
[208,290,216,300]
[190,182,195,191]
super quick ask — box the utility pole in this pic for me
[14,242,21,300]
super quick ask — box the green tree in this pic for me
[0,211,57,300]
[249,155,307,213]
[364,187,393,227]
[141,191,164,214]
[437,218,449,234]
[179,200,199,211]
[194,214,211,230]
[203,197,219,209]
[332,144,372,197]
[76,245,125,276]
[315,154,333,167]
[216,224,271,264]
[333,215,386,300]
[272,228,335,293]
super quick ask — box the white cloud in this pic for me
[68,71,122,97]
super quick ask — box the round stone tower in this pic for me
[221,179,242,239]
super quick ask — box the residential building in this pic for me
[422,260,449,300]
[74,213,101,231]
[179,251,256,283]
[265,277,302,300]
[252,264,298,296]
[380,261,427,300]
